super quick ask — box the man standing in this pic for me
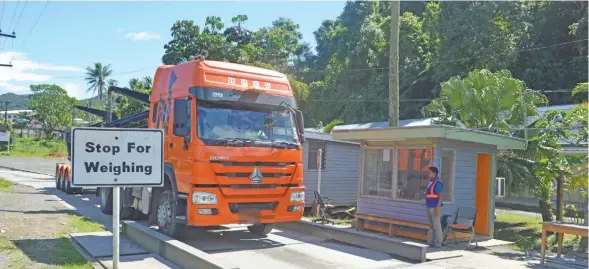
[425,166,443,248]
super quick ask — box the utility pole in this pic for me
[388,1,400,127]
[3,101,10,124]
[0,30,16,68]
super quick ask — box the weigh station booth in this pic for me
[332,124,526,242]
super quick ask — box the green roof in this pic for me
[332,125,526,150]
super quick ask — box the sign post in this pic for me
[0,131,9,154]
[71,127,164,269]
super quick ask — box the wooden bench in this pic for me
[355,213,432,241]
[355,213,471,241]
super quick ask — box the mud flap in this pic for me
[131,187,152,215]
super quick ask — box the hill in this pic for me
[0,92,101,110]
[0,93,30,110]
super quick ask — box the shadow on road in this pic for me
[272,230,401,262]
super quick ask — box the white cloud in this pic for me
[124,32,160,41]
[0,51,83,85]
[63,83,88,99]
[0,82,29,93]
[116,28,125,33]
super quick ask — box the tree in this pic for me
[28,84,76,137]
[323,119,344,133]
[115,77,153,117]
[224,15,253,45]
[85,63,114,107]
[421,69,560,218]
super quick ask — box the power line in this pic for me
[0,0,18,50]
[0,0,5,28]
[19,0,48,49]
[50,38,589,80]
[12,1,26,32]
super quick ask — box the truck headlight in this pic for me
[192,192,217,204]
[290,191,305,202]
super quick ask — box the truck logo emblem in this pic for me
[250,167,262,184]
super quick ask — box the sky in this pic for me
[0,1,346,99]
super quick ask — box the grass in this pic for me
[494,212,582,252]
[0,138,67,158]
[50,214,107,269]
[0,177,14,193]
[302,214,354,226]
[0,214,106,269]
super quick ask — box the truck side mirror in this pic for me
[295,110,304,135]
[173,99,189,137]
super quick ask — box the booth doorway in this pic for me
[475,153,491,235]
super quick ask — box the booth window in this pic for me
[308,140,327,170]
[395,148,432,201]
[440,148,455,202]
[361,149,393,198]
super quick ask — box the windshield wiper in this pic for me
[209,138,246,147]
[271,141,299,149]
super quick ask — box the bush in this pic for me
[1,137,67,158]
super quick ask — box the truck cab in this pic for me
[127,58,306,237]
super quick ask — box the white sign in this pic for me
[71,127,164,187]
[0,132,9,142]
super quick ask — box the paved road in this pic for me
[0,168,413,269]
[0,156,65,176]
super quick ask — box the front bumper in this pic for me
[186,186,306,226]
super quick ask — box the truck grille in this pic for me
[210,160,296,167]
[215,172,291,178]
[229,202,278,213]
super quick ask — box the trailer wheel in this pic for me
[65,178,74,194]
[99,187,113,215]
[55,172,61,190]
[247,224,274,236]
[60,173,67,192]
[156,190,184,238]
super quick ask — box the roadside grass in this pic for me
[302,214,354,226]
[494,212,581,253]
[0,213,106,269]
[0,177,14,193]
[0,138,67,158]
[50,214,107,268]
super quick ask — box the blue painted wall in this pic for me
[358,139,497,227]
[303,138,360,206]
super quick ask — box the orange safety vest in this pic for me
[425,179,441,199]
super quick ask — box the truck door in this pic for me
[169,97,195,194]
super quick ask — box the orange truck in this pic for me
[55,56,306,238]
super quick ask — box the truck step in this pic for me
[175,216,187,224]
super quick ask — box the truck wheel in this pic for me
[65,179,74,194]
[55,173,61,190]
[247,224,274,236]
[99,187,113,215]
[60,173,66,192]
[156,190,184,238]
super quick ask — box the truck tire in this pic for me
[99,187,135,219]
[55,173,61,190]
[65,179,74,194]
[247,224,274,236]
[156,190,184,238]
[99,187,113,215]
[60,174,67,192]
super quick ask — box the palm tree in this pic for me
[422,69,553,216]
[84,63,114,107]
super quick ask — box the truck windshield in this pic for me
[197,102,299,147]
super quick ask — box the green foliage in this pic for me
[85,63,115,106]
[7,137,67,158]
[28,84,76,137]
[114,77,153,118]
[572,82,588,97]
[422,69,548,133]
[323,119,344,133]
